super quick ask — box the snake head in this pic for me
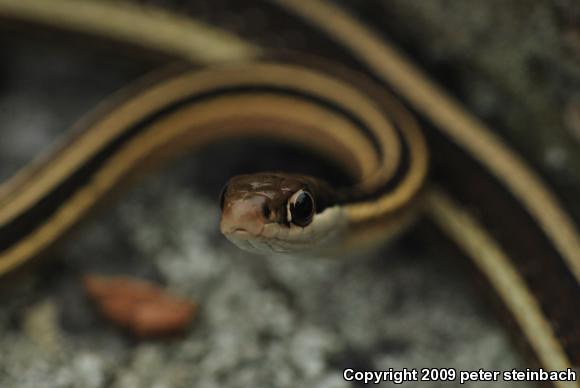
[219,172,346,254]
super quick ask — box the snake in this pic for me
[0,0,578,385]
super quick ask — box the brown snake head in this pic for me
[219,172,346,254]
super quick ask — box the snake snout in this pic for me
[220,195,269,238]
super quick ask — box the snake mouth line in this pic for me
[229,229,252,238]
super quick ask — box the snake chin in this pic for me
[223,206,348,255]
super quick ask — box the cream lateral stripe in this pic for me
[131,94,382,180]
[0,92,381,274]
[0,63,222,204]
[274,0,580,284]
[0,0,260,63]
[0,63,399,224]
[426,189,577,388]
[0,0,262,204]
[346,95,428,223]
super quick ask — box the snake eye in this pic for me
[262,204,271,219]
[287,189,315,227]
[219,184,228,210]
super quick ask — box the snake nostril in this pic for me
[262,204,271,220]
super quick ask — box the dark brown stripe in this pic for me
[0,84,385,255]
[426,125,580,365]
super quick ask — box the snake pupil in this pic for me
[290,190,314,227]
[219,185,228,210]
[262,204,271,219]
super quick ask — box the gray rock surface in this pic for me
[0,173,526,388]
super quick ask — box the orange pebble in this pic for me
[83,274,197,338]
